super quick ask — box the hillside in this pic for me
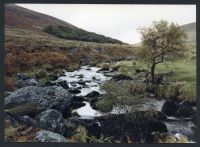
[5,4,123,44]
[5,4,135,91]
[180,22,196,45]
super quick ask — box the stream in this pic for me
[59,66,195,143]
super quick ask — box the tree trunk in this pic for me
[151,63,155,84]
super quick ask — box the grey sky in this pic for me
[17,4,196,44]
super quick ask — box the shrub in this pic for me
[35,70,47,79]
[5,53,19,76]
[111,64,121,71]
[89,61,97,67]
[96,98,113,113]
[100,63,110,69]
[98,81,146,114]
[64,121,77,137]
[151,82,195,102]
[67,63,80,71]
[70,125,89,143]
[43,64,53,72]
[5,77,16,91]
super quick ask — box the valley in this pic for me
[4,4,196,143]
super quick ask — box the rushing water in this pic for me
[59,66,108,118]
[59,65,195,142]
[59,66,110,96]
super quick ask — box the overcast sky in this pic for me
[16,4,196,44]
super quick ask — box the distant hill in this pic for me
[180,22,196,44]
[5,4,123,44]
[133,22,196,47]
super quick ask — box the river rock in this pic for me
[15,73,29,80]
[80,59,90,66]
[86,121,102,138]
[18,115,37,126]
[49,73,59,81]
[36,70,47,79]
[190,114,196,125]
[57,80,69,89]
[72,96,84,102]
[161,100,196,117]
[86,91,100,98]
[111,74,133,81]
[59,72,66,77]
[89,97,99,110]
[85,68,91,70]
[78,74,84,78]
[134,110,167,120]
[36,109,65,134]
[71,102,86,109]
[68,88,81,94]
[70,82,78,87]
[144,120,168,143]
[177,101,196,117]
[97,67,110,73]
[161,100,179,116]
[6,103,46,118]
[15,78,39,89]
[95,113,168,142]
[135,68,148,73]
[5,91,13,97]
[77,80,86,85]
[5,86,73,112]
[61,107,72,119]
[34,130,67,142]
[44,81,57,86]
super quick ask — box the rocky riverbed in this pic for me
[4,65,196,143]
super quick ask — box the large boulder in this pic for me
[6,103,46,118]
[86,121,102,138]
[49,73,59,81]
[36,109,65,134]
[161,100,196,117]
[15,78,39,89]
[34,130,67,142]
[145,120,168,133]
[177,101,196,117]
[15,73,29,80]
[161,100,179,116]
[95,113,168,143]
[61,107,72,119]
[5,86,73,112]
[144,120,168,143]
[134,110,167,121]
[18,115,37,126]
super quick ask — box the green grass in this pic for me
[156,61,196,89]
[113,59,195,82]
[112,59,196,94]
